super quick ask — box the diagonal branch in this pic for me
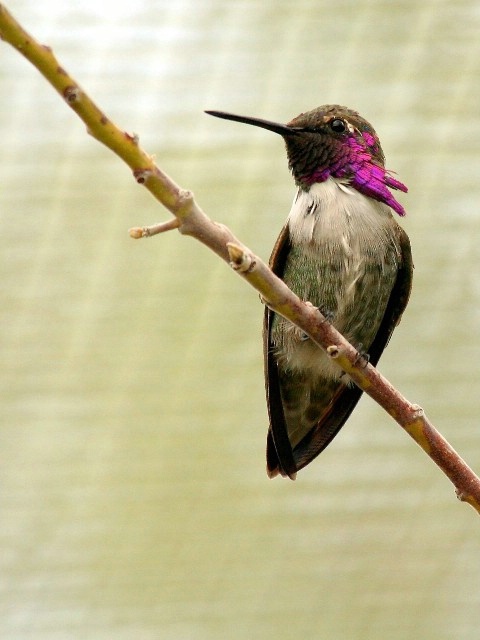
[1,3,479,513]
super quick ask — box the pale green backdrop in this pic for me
[1,1,480,638]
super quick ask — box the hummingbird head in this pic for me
[206,104,407,216]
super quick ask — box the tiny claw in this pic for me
[318,306,335,323]
[303,301,334,323]
[354,344,370,368]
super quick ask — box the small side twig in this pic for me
[129,218,181,239]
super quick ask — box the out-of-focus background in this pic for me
[2,1,480,638]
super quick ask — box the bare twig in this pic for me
[1,3,479,513]
[129,218,181,239]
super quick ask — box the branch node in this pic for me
[173,188,194,216]
[326,345,340,358]
[410,404,425,419]
[227,243,256,273]
[456,491,480,511]
[133,168,153,184]
[125,131,139,145]
[178,188,192,204]
[63,85,81,104]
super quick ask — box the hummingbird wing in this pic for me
[264,224,413,479]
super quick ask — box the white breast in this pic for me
[287,178,394,250]
[276,178,399,379]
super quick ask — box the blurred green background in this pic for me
[2,1,480,638]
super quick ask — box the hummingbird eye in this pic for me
[329,118,346,133]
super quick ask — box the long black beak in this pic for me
[205,110,298,136]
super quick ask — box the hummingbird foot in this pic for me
[318,306,335,323]
[302,300,335,323]
[353,344,370,368]
[296,303,335,342]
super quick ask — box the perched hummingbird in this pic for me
[206,105,413,479]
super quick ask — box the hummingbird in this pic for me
[206,105,413,479]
